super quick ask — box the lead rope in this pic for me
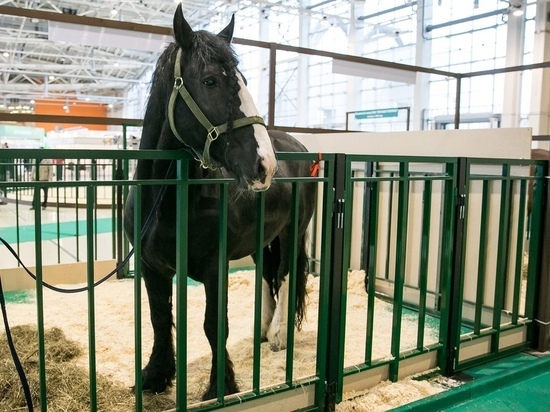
[0,160,176,410]
[0,276,34,411]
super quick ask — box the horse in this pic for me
[123,4,317,401]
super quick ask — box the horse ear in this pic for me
[173,3,193,51]
[218,15,235,43]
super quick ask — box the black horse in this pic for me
[124,5,316,401]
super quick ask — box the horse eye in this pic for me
[203,78,216,87]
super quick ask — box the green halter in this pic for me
[168,48,266,170]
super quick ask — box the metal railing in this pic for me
[0,149,547,411]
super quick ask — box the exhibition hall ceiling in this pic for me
[0,0,281,112]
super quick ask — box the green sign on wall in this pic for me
[354,108,399,119]
[0,124,45,139]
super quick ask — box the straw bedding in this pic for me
[0,270,446,411]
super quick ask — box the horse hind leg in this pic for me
[253,247,276,341]
[266,234,309,352]
[141,267,176,393]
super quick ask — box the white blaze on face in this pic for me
[236,73,277,190]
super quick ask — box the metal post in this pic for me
[454,75,462,129]
[116,158,125,279]
[268,43,277,129]
[325,153,346,411]
[534,164,550,351]
[444,157,468,375]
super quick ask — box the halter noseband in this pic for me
[168,48,266,170]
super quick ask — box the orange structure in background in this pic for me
[34,99,108,132]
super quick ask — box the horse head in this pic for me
[168,4,277,191]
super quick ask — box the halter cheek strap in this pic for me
[168,48,266,170]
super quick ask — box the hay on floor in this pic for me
[1,270,447,411]
[0,325,175,412]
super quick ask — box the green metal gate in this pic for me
[0,149,547,411]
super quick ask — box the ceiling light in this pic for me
[30,99,35,104]
[110,8,118,17]
[510,4,524,16]
[2,52,9,58]
[48,75,55,81]
[114,62,119,67]
[512,8,524,16]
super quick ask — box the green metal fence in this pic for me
[0,149,547,411]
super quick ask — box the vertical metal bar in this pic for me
[111,160,116,260]
[33,186,47,412]
[75,180,80,262]
[116,159,125,278]
[454,75,462,129]
[389,162,410,382]
[361,162,374,272]
[176,158,189,409]
[133,184,143,409]
[91,159,98,261]
[285,182,300,385]
[512,179,527,324]
[532,160,549,351]
[86,185,97,411]
[384,174,395,280]
[325,153,347,409]
[56,186,61,264]
[314,155,335,410]
[253,191,265,394]
[268,43,277,128]
[443,158,467,376]
[474,180,490,334]
[417,179,432,350]
[491,165,511,354]
[217,183,229,404]
[365,180,379,365]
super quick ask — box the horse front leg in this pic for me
[141,269,175,393]
[266,238,290,352]
[201,271,239,400]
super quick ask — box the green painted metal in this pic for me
[285,182,300,385]
[512,180,527,325]
[86,185,98,411]
[33,184,47,411]
[252,191,265,394]
[217,182,229,404]
[176,157,190,409]
[133,185,143,409]
[474,180,490,335]
[365,180,379,366]
[0,149,546,411]
[389,162,410,382]
[313,153,335,410]
[417,179,432,351]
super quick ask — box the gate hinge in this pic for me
[457,193,466,219]
[334,198,345,229]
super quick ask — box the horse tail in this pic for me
[295,234,309,331]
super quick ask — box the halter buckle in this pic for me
[174,77,184,90]
[207,127,221,142]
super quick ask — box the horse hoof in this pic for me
[266,324,287,351]
[141,366,174,394]
[270,343,283,352]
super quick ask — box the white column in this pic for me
[258,9,270,120]
[296,1,310,127]
[346,1,364,131]
[529,1,550,150]
[501,10,525,128]
[413,0,433,131]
